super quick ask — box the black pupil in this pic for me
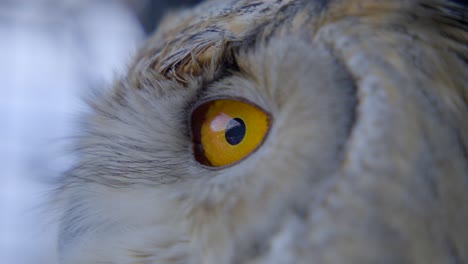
[225,118,246,145]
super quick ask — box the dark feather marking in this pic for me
[446,238,465,264]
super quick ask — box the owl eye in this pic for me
[191,99,271,167]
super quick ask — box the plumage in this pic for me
[56,0,468,263]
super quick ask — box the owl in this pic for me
[55,0,468,263]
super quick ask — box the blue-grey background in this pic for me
[0,0,199,263]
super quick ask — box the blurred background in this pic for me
[0,0,200,263]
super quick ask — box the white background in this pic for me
[0,1,144,263]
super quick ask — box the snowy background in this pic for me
[0,1,145,263]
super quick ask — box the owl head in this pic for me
[56,0,468,263]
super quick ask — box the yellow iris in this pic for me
[191,99,270,167]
